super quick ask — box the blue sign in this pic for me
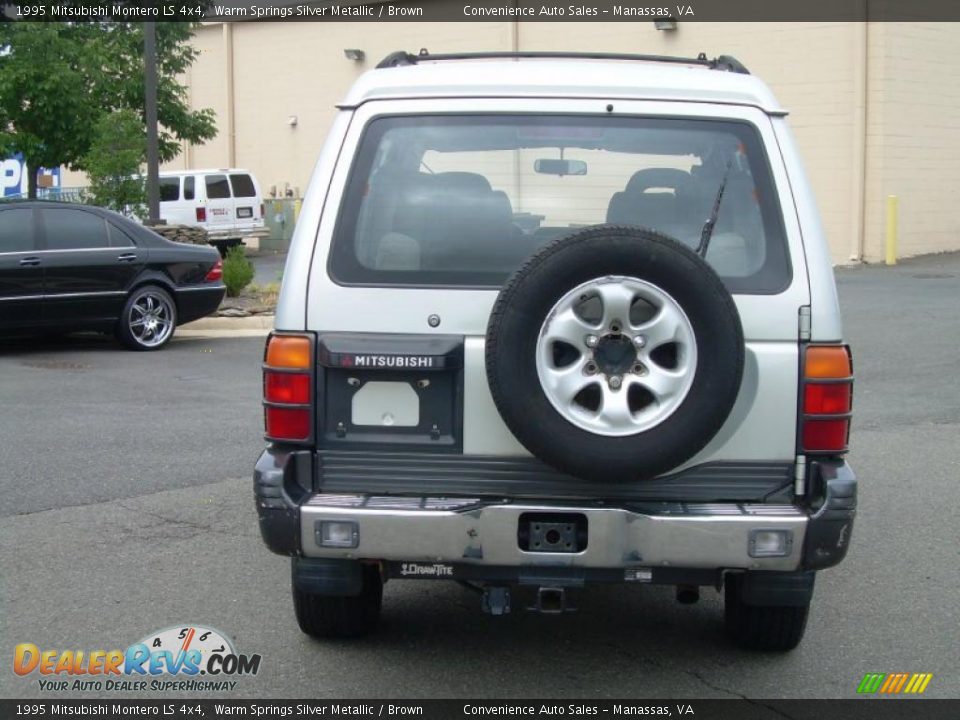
[1,153,61,197]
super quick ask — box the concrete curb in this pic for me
[185,314,275,331]
[177,328,270,339]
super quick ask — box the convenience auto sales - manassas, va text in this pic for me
[462,4,693,16]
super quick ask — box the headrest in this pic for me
[625,168,692,194]
[433,172,492,193]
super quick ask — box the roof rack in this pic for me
[376,50,750,75]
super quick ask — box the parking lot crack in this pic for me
[114,501,244,539]
[593,640,662,671]
[684,670,796,718]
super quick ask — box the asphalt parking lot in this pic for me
[1,253,958,700]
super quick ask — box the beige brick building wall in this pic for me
[163,21,513,193]
[862,23,960,261]
[182,26,231,169]
[63,21,960,264]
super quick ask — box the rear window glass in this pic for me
[42,208,109,250]
[330,115,791,294]
[184,176,195,200]
[159,177,180,202]
[205,175,231,200]
[229,174,256,198]
[0,208,34,253]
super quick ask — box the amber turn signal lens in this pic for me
[266,335,311,369]
[805,346,851,379]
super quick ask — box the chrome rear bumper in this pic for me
[299,496,808,572]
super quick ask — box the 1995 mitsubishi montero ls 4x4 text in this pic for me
[254,50,856,651]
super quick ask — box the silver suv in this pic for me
[254,51,856,651]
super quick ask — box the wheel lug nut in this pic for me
[633,335,647,348]
[585,334,599,348]
[584,363,598,375]
[609,375,622,390]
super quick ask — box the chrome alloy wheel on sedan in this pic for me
[129,291,175,348]
[122,287,177,350]
[536,276,698,437]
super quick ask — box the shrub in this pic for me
[222,246,255,297]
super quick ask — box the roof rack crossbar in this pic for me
[376,50,750,75]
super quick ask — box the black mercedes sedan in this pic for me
[0,201,225,350]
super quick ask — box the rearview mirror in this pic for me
[534,159,587,176]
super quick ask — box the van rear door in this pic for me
[203,173,234,231]
[229,172,262,229]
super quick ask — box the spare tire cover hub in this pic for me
[536,276,698,437]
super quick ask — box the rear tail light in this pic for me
[263,334,313,443]
[800,345,853,453]
[265,407,311,441]
[204,259,223,282]
[260,203,265,218]
[196,207,207,222]
[265,372,310,404]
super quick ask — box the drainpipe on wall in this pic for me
[224,23,236,168]
[849,14,868,262]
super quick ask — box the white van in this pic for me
[158,169,266,254]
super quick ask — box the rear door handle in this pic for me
[19,256,41,267]
[117,253,138,263]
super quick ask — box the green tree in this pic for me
[0,20,216,198]
[83,110,146,215]
[91,21,217,163]
[0,23,99,198]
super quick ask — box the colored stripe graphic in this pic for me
[892,673,910,693]
[857,673,886,693]
[910,674,933,694]
[879,674,898,693]
[858,672,933,694]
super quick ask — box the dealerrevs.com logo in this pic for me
[13,624,261,692]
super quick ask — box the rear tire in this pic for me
[117,285,177,351]
[293,565,383,639]
[724,574,810,651]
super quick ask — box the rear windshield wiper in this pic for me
[696,154,735,258]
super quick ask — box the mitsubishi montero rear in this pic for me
[254,50,856,651]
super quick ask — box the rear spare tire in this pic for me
[486,225,744,481]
